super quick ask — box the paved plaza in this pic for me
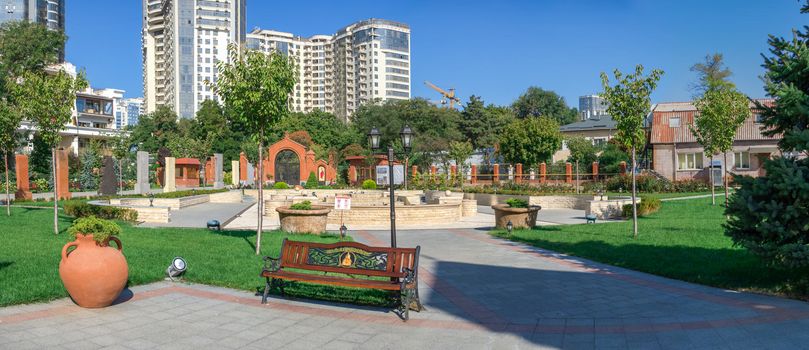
[3,225,809,349]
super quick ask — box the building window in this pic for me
[754,114,765,123]
[592,138,607,146]
[677,152,703,170]
[669,117,680,127]
[734,151,750,169]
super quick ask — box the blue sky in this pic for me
[66,0,806,108]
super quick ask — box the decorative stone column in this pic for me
[515,163,523,183]
[213,153,224,189]
[565,162,573,184]
[471,165,477,185]
[431,166,437,176]
[592,162,599,180]
[619,161,627,174]
[231,160,240,186]
[348,165,357,185]
[493,164,500,184]
[135,151,149,194]
[163,157,176,193]
[539,162,547,183]
[56,149,71,200]
[14,154,32,200]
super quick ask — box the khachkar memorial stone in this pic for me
[213,153,224,189]
[135,151,149,194]
[164,157,176,193]
[245,162,255,186]
[15,154,32,200]
[56,149,71,200]
[99,156,117,196]
[231,160,240,186]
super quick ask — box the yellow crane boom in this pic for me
[424,81,461,109]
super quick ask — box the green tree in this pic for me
[566,136,598,192]
[128,106,179,153]
[499,117,562,168]
[695,87,749,207]
[598,142,630,174]
[0,21,65,95]
[271,110,360,154]
[78,140,102,190]
[601,65,663,238]
[512,86,578,125]
[448,140,473,185]
[351,98,462,169]
[690,54,748,206]
[725,2,809,267]
[0,101,21,215]
[459,96,515,152]
[11,68,87,235]
[208,43,297,254]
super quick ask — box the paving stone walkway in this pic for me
[2,227,809,349]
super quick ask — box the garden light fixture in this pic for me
[400,125,413,152]
[166,257,187,279]
[149,193,155,207]
[506,220,513,235]
[368,127,381,151]
[207,220,221,231]
[339,224,347,239]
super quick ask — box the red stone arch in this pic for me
[265,136,307,184]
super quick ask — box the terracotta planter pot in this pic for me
[276,206,331,234]
[59,234,129,308]
[492,204,541,229]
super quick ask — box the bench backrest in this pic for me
[279,239,420,278]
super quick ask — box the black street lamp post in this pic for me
[368,126,413,248]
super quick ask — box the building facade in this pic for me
[553,114,618,162]
[578,94,608,121]
[247,18,411,121]
[649,100,780,181]
[142,0,246,119]
[0,0,64,30]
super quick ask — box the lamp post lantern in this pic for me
[368,125,414,248]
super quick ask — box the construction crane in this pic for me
[424,81,461,109]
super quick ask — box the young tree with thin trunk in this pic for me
[208,43,296,255]
[601,65,663,238]
[690,53,737,205]
[11,68,87,235]
[694,87,749,208]
[566,136,598,194]
[0,100,21,215]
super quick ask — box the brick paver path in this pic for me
[2,228,809,349]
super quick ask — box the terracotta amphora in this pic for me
[59,234,129,308]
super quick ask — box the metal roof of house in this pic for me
[649,99,777,144]
[559,115,617,132]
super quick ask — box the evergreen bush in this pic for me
[273,181,289,189]
[361,179,377,189]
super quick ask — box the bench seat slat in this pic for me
[263,270,405,290]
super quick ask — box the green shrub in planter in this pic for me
[622,196,661,218]
[273,181,289,189]
[361,179,377,189]
[67,216,122,244]
[505,198,529,208]
[289,200,313,210]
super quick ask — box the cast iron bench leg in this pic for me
[262,278,272,304]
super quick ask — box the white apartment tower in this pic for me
[247,19,411,121]
[142,0,246,119]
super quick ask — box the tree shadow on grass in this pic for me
[0,261,13,271]
[209,229,256,251]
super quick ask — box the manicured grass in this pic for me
[492,197,809,300]
[0,207,388,307]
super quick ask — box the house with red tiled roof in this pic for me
[649,99,780,181]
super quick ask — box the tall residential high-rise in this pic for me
[247,19,411,121]
[0,0,64,30]
[578,94,608,120]
[142,0,246,119]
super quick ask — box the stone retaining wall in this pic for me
[585,196,636,220]
[209,190,242,203]
[325,203,461,226]
[461,199,478,217]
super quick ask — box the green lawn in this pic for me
[604,191,718,200]
[493,197,809,300]
[0,207,388,307]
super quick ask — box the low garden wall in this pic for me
[324,203,462,226]
[464,192,633,219]
[88,200,170,224]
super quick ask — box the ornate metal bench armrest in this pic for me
[262,256,281,273]
[402,267,416,284]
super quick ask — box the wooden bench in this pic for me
[260,239,423,320]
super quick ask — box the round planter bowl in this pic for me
[59,233,129,308]
[492,204,541,230]
[276,206,332,234]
